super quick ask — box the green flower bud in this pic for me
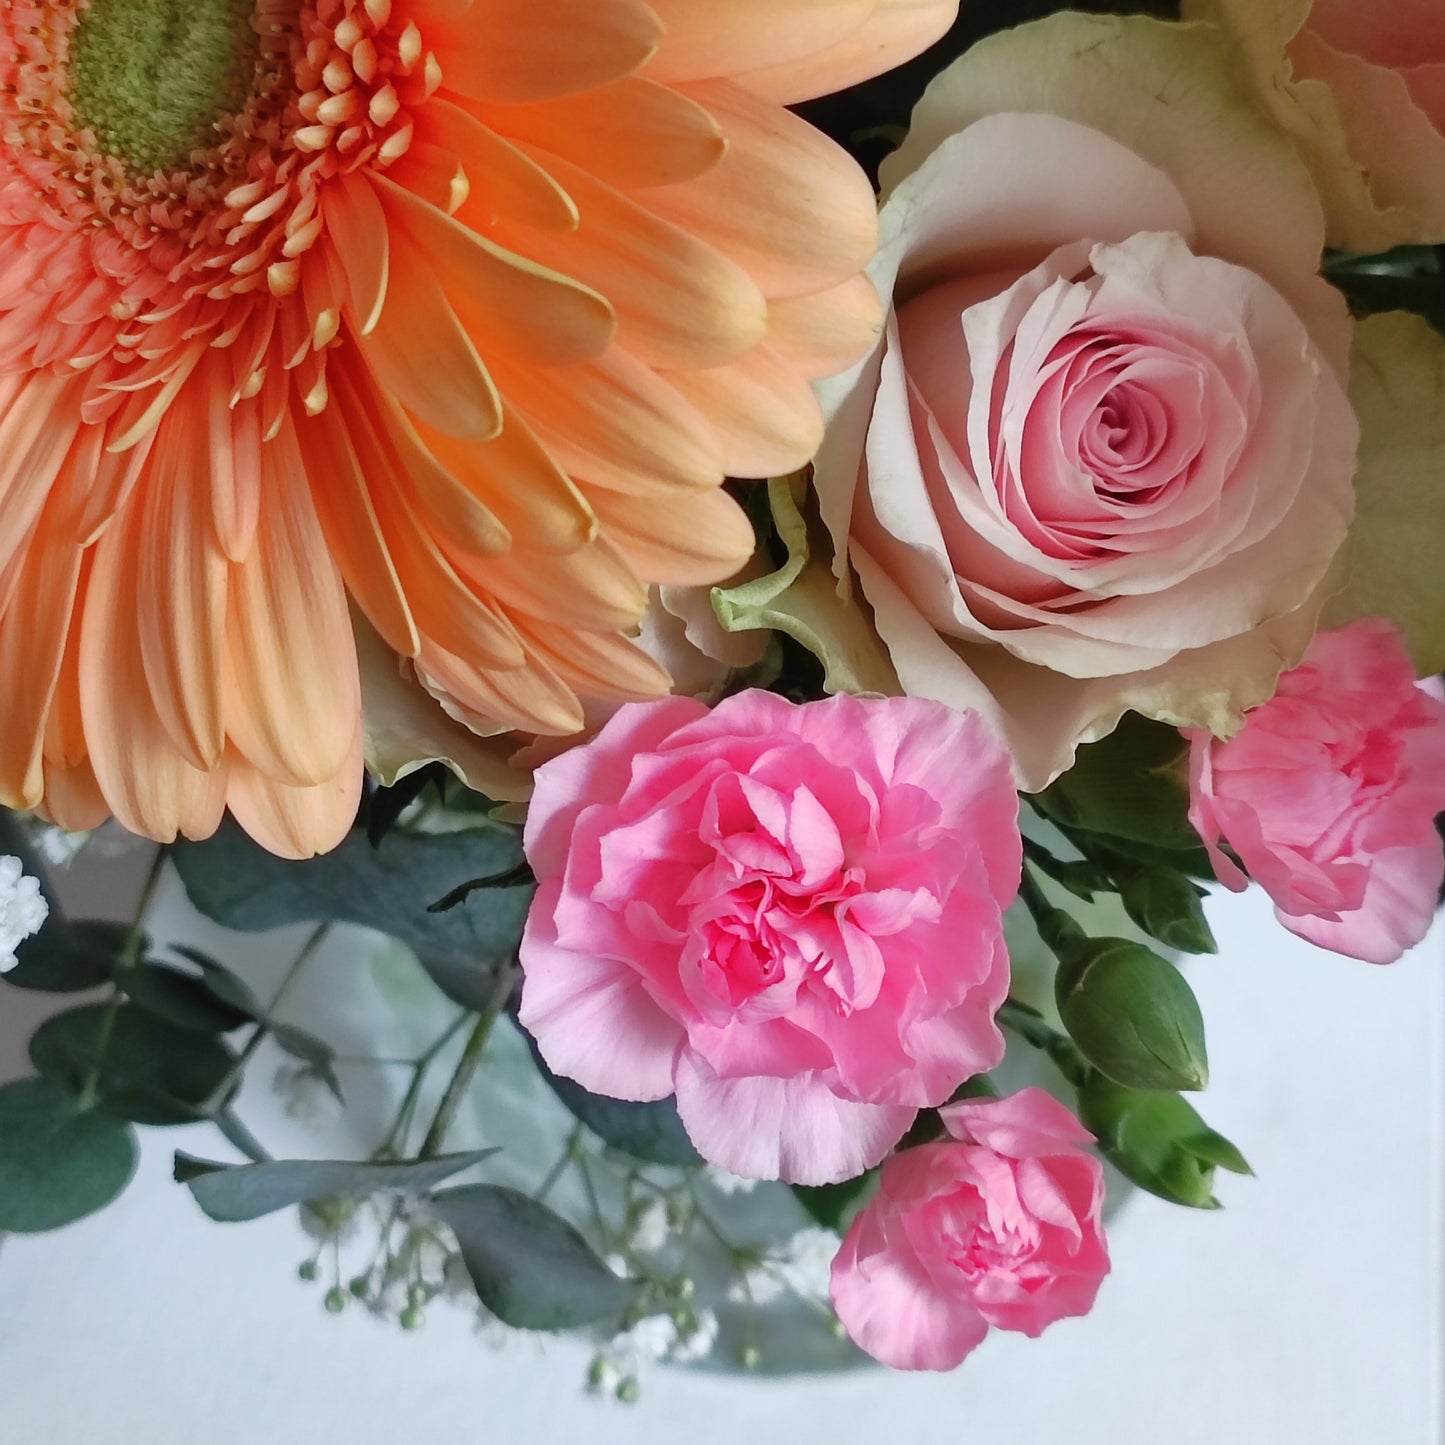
[296,1260,319,1283]
[616,1377,642,1404]
[400,1305,426,1332]
[1054,936,1208,1091]
[323,1286,348,1315]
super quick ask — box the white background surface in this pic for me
[0,848,1440,1445]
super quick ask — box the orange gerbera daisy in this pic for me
[0,0,956,856]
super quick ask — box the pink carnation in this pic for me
[830,1088,1110,1370]
[517,690,1019,1185]
[1187,618,1445,964]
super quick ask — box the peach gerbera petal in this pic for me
[1,0,953,854]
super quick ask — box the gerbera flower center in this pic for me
[68,0,262,174]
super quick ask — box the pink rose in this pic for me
[830,1088,1110,1371]
[517,690,1019,1184]
[1189,0,1445,247]
[813,13,1356,791]
[1187,618,1445,964]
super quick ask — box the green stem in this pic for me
[215,1106,273,1163]
[1018,864,1085,957]
[997,999,1088,1088]
[217,923,330,1095]
[76,847,167,1110]
[533,1121,583,1203]
[372,1012,471,1160]
[415,958,518,1159]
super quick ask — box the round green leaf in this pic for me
[5,921,138,993]
[30,1004,237,1125]
[0,1078,138,1232]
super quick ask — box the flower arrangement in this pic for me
[1,0,1443,1395]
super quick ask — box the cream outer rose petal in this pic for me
[812,15,1356,790]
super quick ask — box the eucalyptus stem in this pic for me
[76,847,168,1111]
[224,922,330,1086]
[533,1121,584,1203]
[415,957,519,1159]
[215,1106,273,1163]
[373,1012,469,1160]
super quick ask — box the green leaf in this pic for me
[792,1172,878,1233]
[172,821,532,1011]
[121,961,254,1033]
[30,1004,237,1125]
[428,1184,636,1331]
[0,1078,139,1232]
[4,920,137,994]
[1116,870,1217,955]
[427,861,536,914]
[711,475,900,696]
[1078,1076,1249,1209]
[1054,938,1208,1092]
[522,1033,700,1167]
[174,1149,496,1223]
[167,945,268,1020]
[1036,713,1198,850]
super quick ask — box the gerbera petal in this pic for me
[79,519,228,843]
[498,150,768,369]
[766,274,885,379]
[0,522,81,809]
[222,415,362,787]
[415,99,579,231]
[136,407,228,771]
[353,224,504,440]
[493,347,724,494]
[643,0,876,84]
[320,172,390,334]
[665,344,826,476]
[225,726,363,861]
[470,78,726,190]
[375,174,616,366]
[588,486,757,584]
[734,0,960,104]
[650,79,879,299]
[429,0,662,104]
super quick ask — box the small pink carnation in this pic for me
[1187,617,1445,964]
[830,1088,1110,1371]
[517,690,1020,1185]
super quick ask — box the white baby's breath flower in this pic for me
[32,825,90,869]
[773,1227,840,1300]
[272,1062,342,1126]
[670,1308,719,1364]
[615,1313,679,1367]
[0,855,47,971]
[626,1199,670,1255]
[707,1168,760,1196]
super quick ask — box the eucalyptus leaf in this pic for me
[4,921,137,994]
[167,946,268,1020]
[174,1149,496,1223]
[0,1078,139,1232]
[172,820,533,1008]
[30,1004,237,1126]
[121,962,254,1033]
[522,1032,699,1167]
[429,1184,636,1331]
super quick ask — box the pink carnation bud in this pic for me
[517,690,1021,1185]
[1186,617,1445,964]
[830,1087,1111,1370]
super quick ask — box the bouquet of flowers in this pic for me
[2,0,1443,1393]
